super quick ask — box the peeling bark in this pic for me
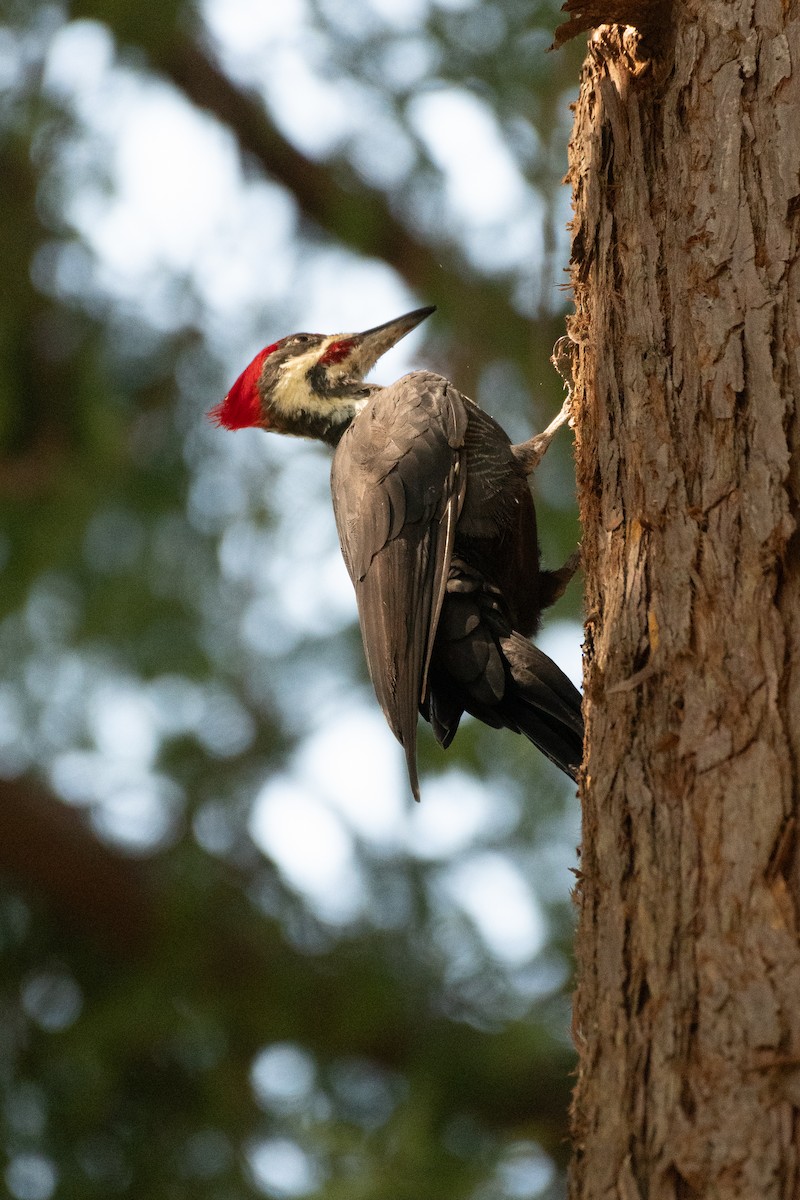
[567,4,800,1197]
[554,0,673,50]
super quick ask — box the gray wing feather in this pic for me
[331,372,468,799]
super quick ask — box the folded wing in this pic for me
[331,372,468,798]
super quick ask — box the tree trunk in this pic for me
[566,4,800,1197]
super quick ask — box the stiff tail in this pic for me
[498,633,584,781]
[425,600,584,782]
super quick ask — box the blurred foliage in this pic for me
[0,1,585,1197]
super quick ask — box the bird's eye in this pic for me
[294,335,310,344]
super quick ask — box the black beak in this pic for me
[346,306,435,376]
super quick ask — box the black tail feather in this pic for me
[493,633,583,780]
[425,624,584,783]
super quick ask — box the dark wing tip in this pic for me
[402,735,421,802]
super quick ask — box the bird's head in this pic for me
[210,305,435,444]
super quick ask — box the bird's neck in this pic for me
[272,378,379,446]
[300,394,370,446]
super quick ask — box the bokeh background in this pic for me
[1,2,585,1197]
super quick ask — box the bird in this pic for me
[210,306,583,798]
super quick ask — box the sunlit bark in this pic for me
[567,4,800,1195]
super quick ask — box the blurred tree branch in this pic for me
[161,36,540,362]
[70,1,565,381]
[0,777,154,952]
[0,773,571,1157]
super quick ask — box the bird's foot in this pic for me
[511,397,573,475]
[538,547,582,609]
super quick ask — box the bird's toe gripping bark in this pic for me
[511,396,573,476]
[538,547,582,610]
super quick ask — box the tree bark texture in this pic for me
[567,3,800,1197]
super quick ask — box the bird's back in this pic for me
[454,400,544,636]
[331,371,583,790]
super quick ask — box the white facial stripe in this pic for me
[271,336,357,417]
[271,346,322,415]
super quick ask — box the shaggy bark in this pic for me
[566,3,800,1197]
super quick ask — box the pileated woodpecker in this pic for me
[211,307,583,798]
